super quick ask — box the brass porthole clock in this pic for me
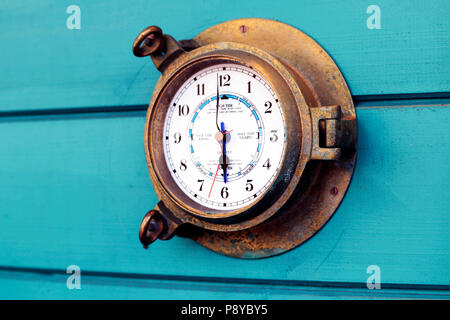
[132,18,357,258]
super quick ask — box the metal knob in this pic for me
[139,210,166,249]
[132,26,164,57]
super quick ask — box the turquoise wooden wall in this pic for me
[0,1,449,299]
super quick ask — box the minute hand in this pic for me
[220,121,228,183]
[215,74,221,132]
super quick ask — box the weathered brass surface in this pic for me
[133,18,357,258]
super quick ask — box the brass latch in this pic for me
[311,105,356,160]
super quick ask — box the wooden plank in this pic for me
[1,269,449,300]
[0,103,448,286]
[0,0,449,112]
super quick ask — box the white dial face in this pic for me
[163,63,286,212]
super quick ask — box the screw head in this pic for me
[330,187,338,196]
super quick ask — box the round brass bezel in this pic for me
[145,42,312,231]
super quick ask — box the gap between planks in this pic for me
[0,94,449,119]
[1,265,450,294]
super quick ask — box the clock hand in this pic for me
[215,74,221,132]
[208,163,221,198]
[221,121,228,183]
